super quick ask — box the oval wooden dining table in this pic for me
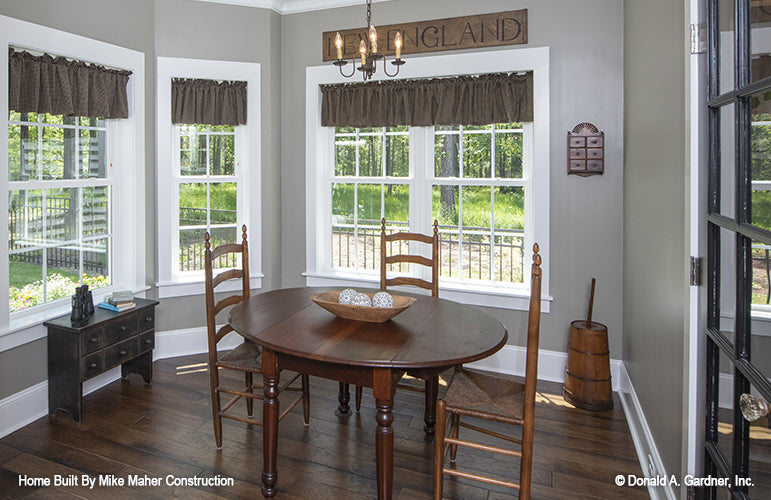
[228,286,508,499]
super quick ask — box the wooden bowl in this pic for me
[310,291,416,323]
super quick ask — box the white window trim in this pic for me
[0,15,146,350]
[156,57,262,299]
[305,46,551,311]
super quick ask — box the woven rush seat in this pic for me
[217,341,261,372]
[434,244,543,499]
[442,369,525,425]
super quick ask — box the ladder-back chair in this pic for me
[433,243,543,499]
[354,218,441,434]
[204,225,310,449]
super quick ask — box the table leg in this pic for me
[261,349,279,498]
[335,382,352,417]
[423,375,439,437]
[373,369,395,500]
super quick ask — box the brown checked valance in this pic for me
[320,72,533,128]
[171,78,247,126]
[9,48,132,119]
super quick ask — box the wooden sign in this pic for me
[322,9,527,62]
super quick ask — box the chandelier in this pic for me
[332,0,405,81]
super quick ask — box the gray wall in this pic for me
[623,0,687,480]
[280,0,625,353]
[152,0,282,332]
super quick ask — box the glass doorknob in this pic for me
[739,393,770,422]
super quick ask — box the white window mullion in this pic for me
[41,188,48,302]
[74,121,83,281]
[410,127,429,234]
[171,125,182,277]
[354,129,360,269]
[488,127,496,282]
[522,121,535,287]
[489,184,496,281]
[458,184,464,279]
[381,127,386,220]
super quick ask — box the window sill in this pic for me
[156,274,263,299]
[303,272,551,312]
[0,286,151,352]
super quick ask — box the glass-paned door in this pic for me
[705,1,771,498]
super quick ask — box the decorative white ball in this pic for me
[372,291,394,308]
[352,293,372,307]
[338,288,358,305]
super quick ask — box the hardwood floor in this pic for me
[0,354,647,499]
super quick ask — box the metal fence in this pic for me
[179,206,238,226]
[8,194,108,275]
[332,219,525,283]
[178,207,239,272]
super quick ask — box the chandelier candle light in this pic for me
[333,0,405,80]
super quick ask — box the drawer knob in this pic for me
[89,337,98,343]
[119,350,127,356]
[145,316,152,323]
[89,362,97,369]
[120,326,127,332]
[145,339,153,345]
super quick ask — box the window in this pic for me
[330,123,528,286]
[431,123,527,284]
[306,47,550,310]
[175,124,241,273]
[8,112,111,312]
[331,126,410,270]
[0,15,145,345]
[156,57,261,298]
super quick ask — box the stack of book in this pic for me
[97,291,135,312]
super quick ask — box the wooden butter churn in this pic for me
[563,278,613,410]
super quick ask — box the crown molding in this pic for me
[193,0,392,15]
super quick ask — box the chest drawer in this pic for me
[104,316,138,345]
[138,308,155,331]
[104,337,138,369]
[82,328,105,354]
[82,351,104,381]
[138,331,154,353]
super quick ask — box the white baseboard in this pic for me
[0,326,240,439]
[153,326,242,360]
[466,344,623,392]
[0,380,48,438]
[617,363,677,500]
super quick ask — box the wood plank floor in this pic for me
[0,354,647,499]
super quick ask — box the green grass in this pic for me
[752,191,771,231]
[432,187,524,230]
[179,183,237,210]
[332,184,410,222]
[332,183,524,230]
[9,261,78,289]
